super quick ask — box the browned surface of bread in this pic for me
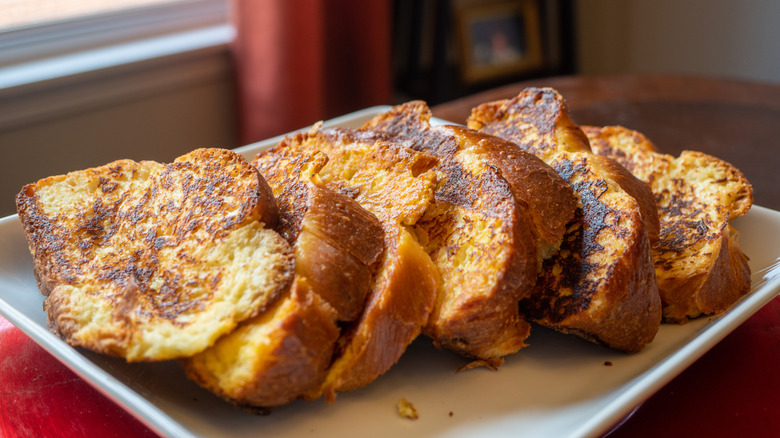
[362,101,578,362]
[263,126,440,401]
[181,148,385,407]
[468,88,662,352]
[585,125,753,322]
[254,147,385,321]
[316,224,437,400]
[182,277,339,408]
[15,148,295,361]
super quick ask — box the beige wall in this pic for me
[576,0,780,84]
[0,74,236,217]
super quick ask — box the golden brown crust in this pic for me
[362,101,578,361]
[181,277,339,407]
[523,205,659,352]
[588,154,660,243]
[585,125,753,322]
[414,169,535,361]
[379,106,578,253]
[658,226,751,321]
[17,148,294,361]
[466,88,592,159]
[445,125,578,250]
[309,128,439,226]
[250,147,328,243]
[468,88,662,352]
[16,159,167,299]
[317,225,438,400]
[182,147,386,408]
[267,126,439,401]
[290,185,384,320]
[254,148,385,321]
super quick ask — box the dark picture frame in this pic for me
[454,0,544,84]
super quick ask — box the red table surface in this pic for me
[1,296,778,438]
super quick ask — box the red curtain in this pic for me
[231,0,393,145]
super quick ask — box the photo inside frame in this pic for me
[455,0,544,84]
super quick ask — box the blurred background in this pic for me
[1,0,779,217]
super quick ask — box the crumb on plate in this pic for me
[397,398,419,419]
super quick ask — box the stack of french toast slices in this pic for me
[16,87,753,411]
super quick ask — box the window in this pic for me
[0,0,230,69]
[0,0,189,30]
[0,0,232,129]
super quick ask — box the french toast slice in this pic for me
[468,88,662,352]
[362,101,578,363]
[15,148,294,361]
[261,125,440,401]
[584,125,753,322]
[182,149,385,407]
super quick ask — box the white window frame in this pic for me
[0,0,234,130]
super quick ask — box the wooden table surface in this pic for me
[1,74,778,437]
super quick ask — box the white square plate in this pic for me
[1,107,779,438]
